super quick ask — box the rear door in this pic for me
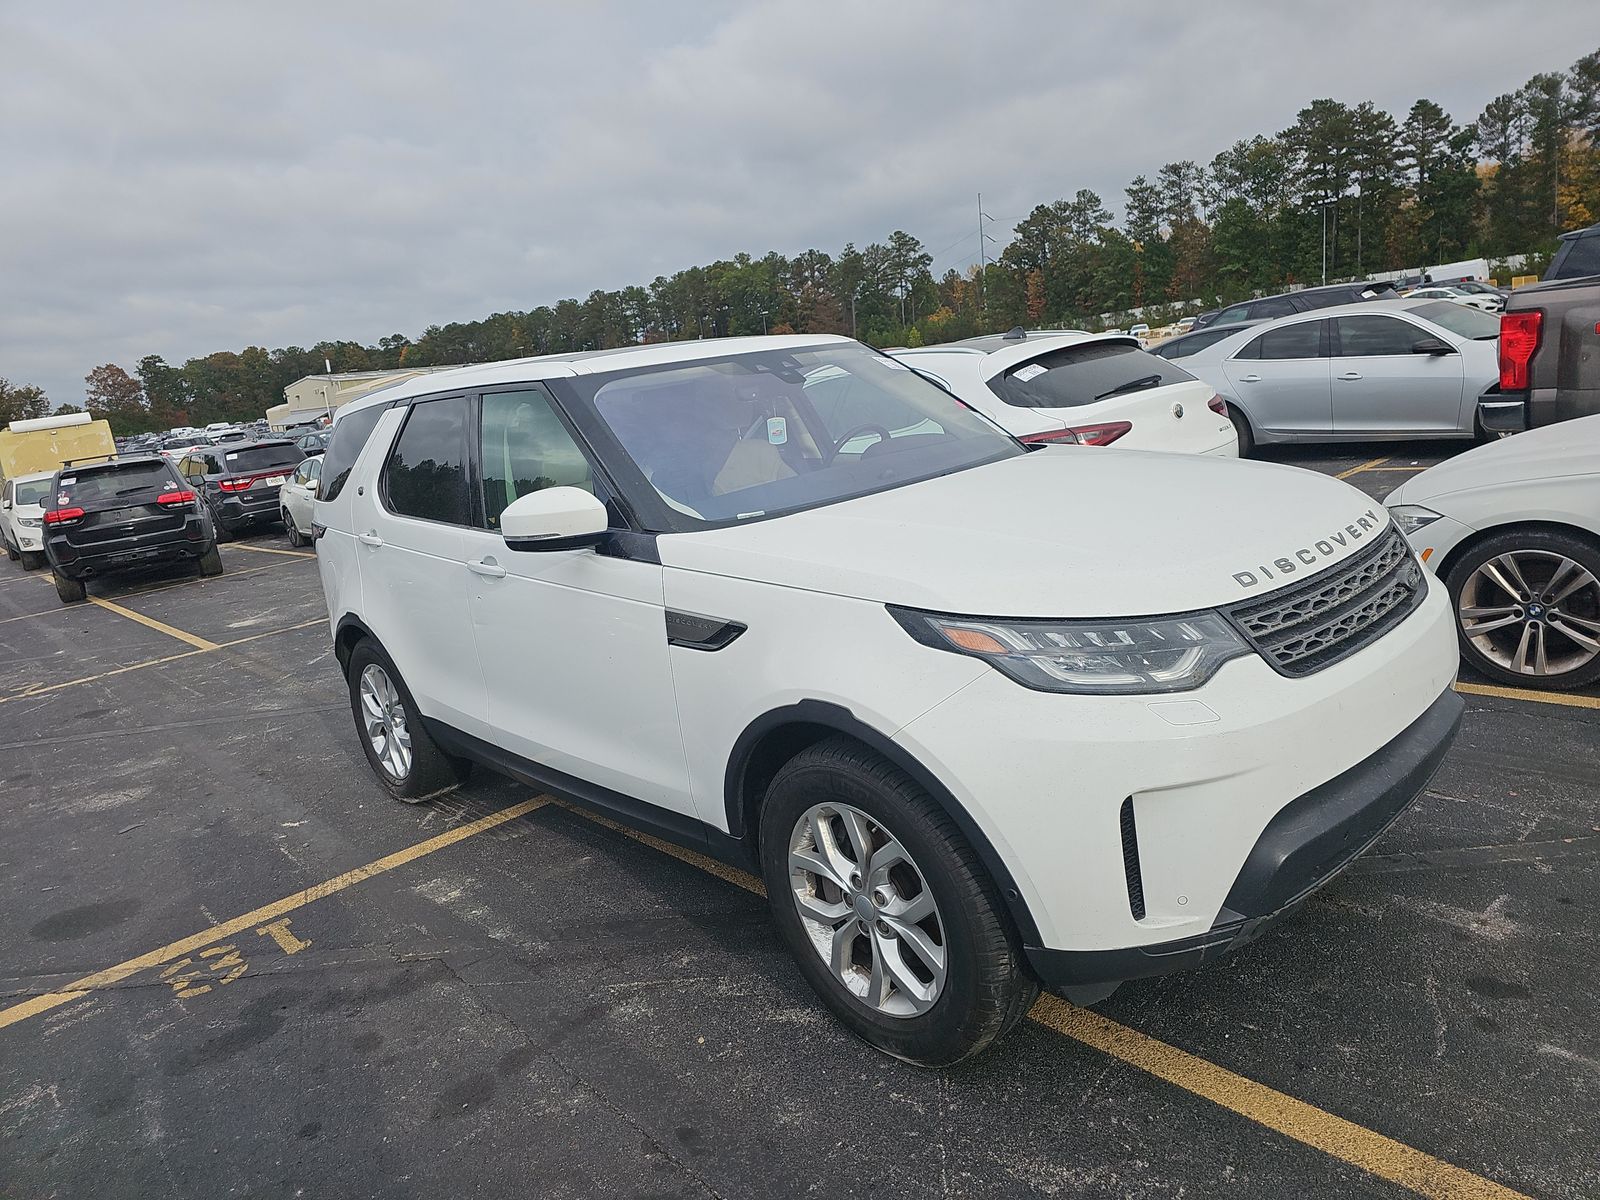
[1222,318,1332,435]
[49,460,195,561]
[1329,314,1465,435]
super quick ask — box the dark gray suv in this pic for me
[175,439,305,540]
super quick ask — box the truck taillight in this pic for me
[1498,310,1541,391]
[157,489,197,508]
[44,507,85,526]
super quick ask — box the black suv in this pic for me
[175,439,305,540]
[1544,222,1600,281]
[43,456,222,604]
[1193,280,1399,329]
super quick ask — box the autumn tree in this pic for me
[0,378,49,426]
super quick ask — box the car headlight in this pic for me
[16,517,41,528]
[1387,505,1443,538]
[889,606,1250,695]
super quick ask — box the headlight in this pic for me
[16,517,41,528]
[889,606,1250,695]
[1387,505,1443,538]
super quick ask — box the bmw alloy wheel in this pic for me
[1458,550,1600,677]
[359,663,413,779]
[787,802,947,1018]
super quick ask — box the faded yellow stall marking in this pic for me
[88,596,219,651]
[1456,680,1600,711]
[1029,998,1529,1200]
[558,804,1528,1200]
[1336,457,1390,479]
[227,542,315,559]
[0,797,547,1031]
[0,618,324,705]
[256,917,312,955]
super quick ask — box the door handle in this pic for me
[358,531,384,547]
[468,558,507,579]
[1337,372,1363,381]
[1239,374,1260,383]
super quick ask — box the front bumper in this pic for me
[13,526,43,552]
[1024,685,1463,988]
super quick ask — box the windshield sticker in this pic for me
[766,417,788,445]
[225,452,239,461]
[59,477,76,487]
[1013,363,1048,382]
[873,357,909,369]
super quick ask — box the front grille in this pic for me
[1119,798,1146,921]
[1227,527,1424,677]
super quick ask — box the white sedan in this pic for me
[891,330,1237,456]
[1403,285,1502,313]
[1387,414,1600,690]
[279,455,322,548]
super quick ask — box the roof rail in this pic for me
[59,454,119,468]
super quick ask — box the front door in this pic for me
[460,385,696,820]
[1330,314,1467,435]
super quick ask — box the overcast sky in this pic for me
[2,1,1594,407]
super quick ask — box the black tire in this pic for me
[758,736,1037,1066]
[198,546,224,577]
[20,550,43,572]
[209,505,234,542]
[1444,527,1600,691]
[1229,406,1255,457]
[283,510,305,548]
[4,538,16,562]
[345,640,470,801]
[53,570,86,605]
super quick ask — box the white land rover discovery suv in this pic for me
[314,335,1462,1065]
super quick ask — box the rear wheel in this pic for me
[53,570,86,604]
[283,509,305,548]
[209,505,234,542]
[1229,407,1255,457]
[1445,528,1600,690]
[198,546,224,577]
[759,736,1037,1066]
[346,641,469,801]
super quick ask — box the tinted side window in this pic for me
[382,398,470,525]
[1217,305,1252,324]
[1156,328,1234,359]
[1252,297,1297,319]
[1334,315,1426,357]
[479,388,594,530]
[988,343,1194,409]
[1552,231,1600,278]
[1244,321,1323,360]
[322,403,390,504]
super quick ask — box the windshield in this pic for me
[560,343,1022,529]
[1409,300,1500,339]
[15,479,51,506]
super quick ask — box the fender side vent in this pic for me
[1120,797,1147,921]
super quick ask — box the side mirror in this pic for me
[501,487,607,552]
[305,478,320,496]
[1413,337,1454,356]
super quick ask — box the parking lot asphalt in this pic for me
[2,443,1595,1200]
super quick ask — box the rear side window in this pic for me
[1551,230,1600,279]
[1239,321,1323,360]
[987,343,1195,409]
[382,397,470,525]
[54,460,177,507]
[223,444,303,475]
[1252,296,1297,319]
[321,403,390,503]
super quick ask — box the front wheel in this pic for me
[759,736,1037,1066]
[4,539,16,562]
[53,570,86,604]
[345,641,470,801]
[20,550,43,571]
[1445,528,1600,690]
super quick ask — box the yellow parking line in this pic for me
[1359,465,1431,472]
[1456,681,1600,711]
[228,542,315,559]
[0,564,289,627]
[556,804,1527,1200]
[0,618,324,705]
[88,597,219,651]
[0,796,547,1031]
[1336,457,1390,479]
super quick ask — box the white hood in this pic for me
[1388,414,1600,506]
[661,448,1391,616]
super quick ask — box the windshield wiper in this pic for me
[1094,374,1164,401]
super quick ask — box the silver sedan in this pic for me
[1178,298,1502,454]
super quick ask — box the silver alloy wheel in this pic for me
[1459,550,1600,677]
[788,802,947,1018]
[358,663,413,779]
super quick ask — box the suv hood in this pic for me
[661,448,1391,615]
[1388,415,1600,505]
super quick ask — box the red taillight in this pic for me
[157,489,197,508]
[1498,310,1541,391]
[44,507,85,526]
[1208,394,1228,417]
[1020,421,1133,447]
[217,476,254,492]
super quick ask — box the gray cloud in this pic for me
[1,0,1591,406]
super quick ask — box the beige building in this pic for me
[268,368,459,430]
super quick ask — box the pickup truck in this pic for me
[1480,274,1600,433]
